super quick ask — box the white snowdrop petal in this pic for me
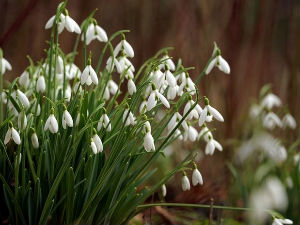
[4,128,12,145]
[156,92,170,108]
[199,107,207,126]
[123,40,134,58]
[208,105,224,122]
[205,140,215,155]
[161,184,167,197]
[50,115,59,133]
[65,16,75,32]
[147,92,157,111]
[205,58,217,75]
[11,128,21,145]
[96,25,108,42]
[91,141,98,154]
[64,110,73,127]
[181,175,191,191]
[17,90,30,108]
[93,134,103,152]
[81,67,89,85]
[213,140,223,151]
[45,16,55,29]
[128,79,136,95]
[144,132,155,152]
[88,66,98,85]
[217,56,230,74]
[165,70,176,87]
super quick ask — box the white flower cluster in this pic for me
[181,163,203,191]
[237,89,297,163]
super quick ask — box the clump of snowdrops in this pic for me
[228,85,299,225]
[0,2,293,225]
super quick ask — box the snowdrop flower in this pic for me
[167,85,178,100]
[83,22,108,45]
[31,131,39,149]
[192,164,203,186]
[159,54,176,71]
[13,89,30,108]
[122,108,136,126]
[263,112,282,130]
[64,10,81,34]
[45,14,66,34]
[164,68,177,88]
[161,184,167,197]
[205,53,230,74]
[97,113,111,131]
[119,55,135,73]
[282,113,296,129]
[114,37,134,58]
[143,121,155,152]
[105,56,122,73]
[199,97,224,126]
[90,138,98,154]
[44,109,59,133]
[184,125,198,142]
[144,132,155,152]
[146,84,170,111]
[92,132,103,153]
[36,75,46,93]
[197,125,212,142]
[1,91,7,104]
[18,111,27,131]
[103,79,118,100]
[18,69,30,88]
[62,107,73,129]
[205,136,223,155]
[261,93,281,110]
[272,218,293,225]
[127,78,136,95]
[0,54,12,74]
[181,173,191,191]
[178,73,196,95]
[66,63,81,80]
[168,112,188,131]
[4,123,21,145]
[151,69,164,89]
[81,57,98,86]
[183,98,202,120]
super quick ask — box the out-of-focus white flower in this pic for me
[81,59,98,86]
[282,113,296,129]
[151,69,164,89]
[263,112,282,130]
[114,39,134,58]
[164,69,176,87]
[249,104,262,119]
[199,97,224,126]
[119,56,135,73]
[83,22,108,45]
[197,125,212,142]
[161,184,167,197]
[178,73,196,96]
[75,113,80,126]
[192,166,203,186]
[66,63,81,80]
[4,123,21,145]
[272,218,293,225]
[181,173,191,191]
[146,87,170,111]
[249,177,288,223]
[31,132,39,149]
[97,113,111,131]
[1,57,12,74]
[236,132,287,164]
[122,108,136,126]
[62,109,73,129]
[64,13,81,34]
[261,93,281,110]
[18,70,30,88]
[206,55,230,74]
[139,100,147,114]
[37,76,46,93]
[1,92,7,104]
[44,111,59,133]
[168,112,188,132]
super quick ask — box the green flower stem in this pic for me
[137,202,271,214]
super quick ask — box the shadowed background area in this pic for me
[0,0,299,139]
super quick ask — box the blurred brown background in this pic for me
[1,0,299,139]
